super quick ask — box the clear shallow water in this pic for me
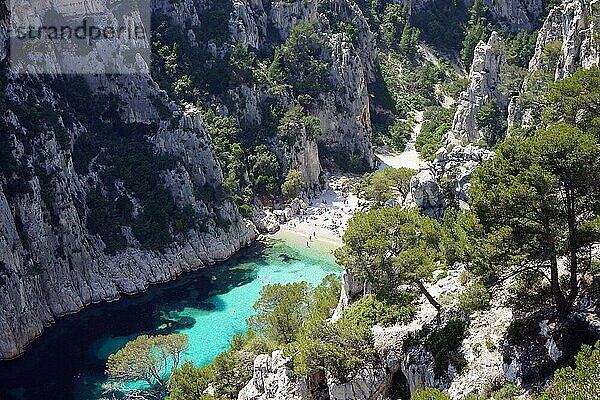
[0,234,340,400]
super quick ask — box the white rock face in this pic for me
[238,351,307,400]
[448,303,514,398]
[332,268,369,321]
[403,145,492,216]
[327,361,397,400]
[405,168,445,211]
[0,3,259,359]
[230,0,268,49]
[431,145,494,206]
[371,268,518,399]
[462,0,544,32]
[528,0,600,80]
[449,32,506,145]
[270,0,319,40]
[508,0,599,131]
[9,0,151,75]
[539,320,563,362]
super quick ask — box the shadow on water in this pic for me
[0,241,271,400]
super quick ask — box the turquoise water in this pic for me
[0,233,340,400]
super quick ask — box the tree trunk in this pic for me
[417,280,441,312]
[550,255,569,319]
[565,186,579,305]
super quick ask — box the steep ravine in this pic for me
[0,0,379,360]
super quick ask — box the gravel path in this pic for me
[376,110,427,171]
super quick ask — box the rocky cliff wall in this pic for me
[231,0,376,171]
[528,0,599,79]
[411,0,545,32]
[0,1,258,359]
[508,0,599,130]
[448,32,506,145]
[462,0,545,32]
[0,0,380,359]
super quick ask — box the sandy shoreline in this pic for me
[276,175,362,248]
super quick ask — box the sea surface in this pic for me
[0,232,340,400]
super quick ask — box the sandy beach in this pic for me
[278,111,426,250]
[278,175,362,248]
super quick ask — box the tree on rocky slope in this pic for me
[543,67,600,140]
[470,123,600,318]
[105,334,188,400]
[335,207,447,311]
[461,0,491,68]
[248,281,312,344]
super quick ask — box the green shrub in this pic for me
[476,99,507,147]
[491,383,520,400]
[457,282,491,314]
[538,341,600,400]
[281,170,305,200]
[504,31,538,68]
[412,0,467,50]
[168,329,275,400]
[238,204,253,218]
[425,318,468,375]
[416,106,454,160]
[485,337,497,351]
[342,295,415,328]
[356,167,416,204]
[411,387,451,400]
[389,120,412,150]
[269,22,333,97]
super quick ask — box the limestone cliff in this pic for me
[0,68,258,360]
[410,0,545,32]
[230,0,376,172]
[0,0,260,359]
[528,0,599,79]
[448,32,506,145]
[0,0,380,360]
[508,0,599,131]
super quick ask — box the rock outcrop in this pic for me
[404,169,446,217]
[528,0,600,80]
[404,146,493,216]
[508,0,600,131]
[316,32,375,170]
[332,268,369,321]
[238,350,306,400]
[448,32,506,145]
[327,356,400,400]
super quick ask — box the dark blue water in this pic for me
[0,234,340,400]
